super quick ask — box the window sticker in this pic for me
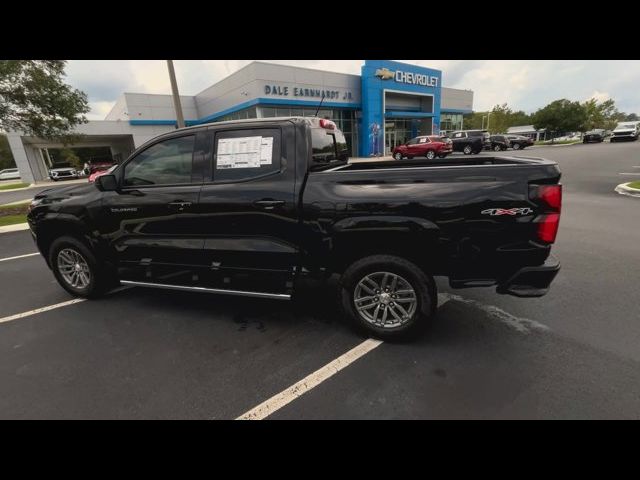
[217,136,275,169]
[260,137,273,165]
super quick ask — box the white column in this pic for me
[6,134,35,184]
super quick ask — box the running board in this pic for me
[119,280,291,301]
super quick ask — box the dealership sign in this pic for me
[375,67,439,87]
[264,85,354,101]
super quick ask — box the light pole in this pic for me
[486,112,492,131]
[167,60,185,129]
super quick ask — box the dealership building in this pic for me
[8,60,474,183]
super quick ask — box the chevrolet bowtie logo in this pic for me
[375,68,394,80]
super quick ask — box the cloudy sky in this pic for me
[64,60,640,120]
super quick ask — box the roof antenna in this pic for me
[314,92,326,117]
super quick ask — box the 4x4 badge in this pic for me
[481,207,533,216]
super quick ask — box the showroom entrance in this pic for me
[384,118,433,155]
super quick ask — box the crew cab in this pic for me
[28,117,562,339]
[610,122,640,142]
[392,135,452,160]
[448,130,491,154]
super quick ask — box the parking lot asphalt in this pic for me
[1,140,640,419]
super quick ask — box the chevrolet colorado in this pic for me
[27,117,562,338]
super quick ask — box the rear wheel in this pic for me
[49,236,115,298]
[393,152,403,161]
[493,144,502,152]
[463,145,473,155]
[512,143,521,150]
[426,150,436,160]
[339,255,436,340]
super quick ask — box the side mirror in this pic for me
[95,174,118,192]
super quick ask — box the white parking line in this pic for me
[236,338,384,420]
[0,298,86,324]
[0,285,131,325]
[0,252,39,262]
[619,173,640,175]
[237,293,453,420]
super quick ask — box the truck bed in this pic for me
[332,155,557,172]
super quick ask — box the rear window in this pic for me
[311,127,348,170]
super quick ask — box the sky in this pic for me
[64,60,640,120]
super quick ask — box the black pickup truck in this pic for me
[27,117,562,339]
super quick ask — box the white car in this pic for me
[0,168,21,180]
[610,122,640,142]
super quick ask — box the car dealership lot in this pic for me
[1,141,640,419]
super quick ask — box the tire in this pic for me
[393,152,403,161]
[611,138,616,143]
[49,235,115,299]
[463,145,472,155]
[426,150,436,160]
[339,255,437,340]
[512,143,521,150]
[493,144,502,152]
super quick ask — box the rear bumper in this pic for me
[496,255,560,298]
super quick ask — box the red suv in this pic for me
[392,135,453,160]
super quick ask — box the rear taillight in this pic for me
[319,119,336,130]
[537,213,560,243]
[538,184,562,210]
[530,184,562,244]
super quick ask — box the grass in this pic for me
[0,202,29,226]
[0,215,27,227]
[0,182,30,191]
[627,181,640,189]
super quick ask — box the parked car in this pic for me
[506,135,534,150]
[610,122,640,142]
[583,129,606,143]
[0,168,21,180]
[28,117,562,339]
[489,135,511,152]
[448,130,491,154]
[48,162,79,181]
[88,164,117,183]
[392,135,453,160]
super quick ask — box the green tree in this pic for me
[462,111,486,130]
[532,99,588,141]
[0,134,16,170]
[0,60,89,142]
[583,98,618,131]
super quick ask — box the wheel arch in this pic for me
[328,216,441,275]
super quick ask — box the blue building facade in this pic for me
[360,60,443,157]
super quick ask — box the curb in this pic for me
[0,223,29,234]
[615,182,640,198]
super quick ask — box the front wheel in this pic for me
[463,145,473,155]
[49,236,115,298]
[512,143,521,150]
[393,152,403,161]
[339,255,436,340]
[426,150,436,160]
[493,144,502,152]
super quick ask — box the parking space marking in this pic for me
[0,252,39,263]
[237,338,383,420]
[0,285,132,325]
[0,298,86,324]
[237,293,453,420]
